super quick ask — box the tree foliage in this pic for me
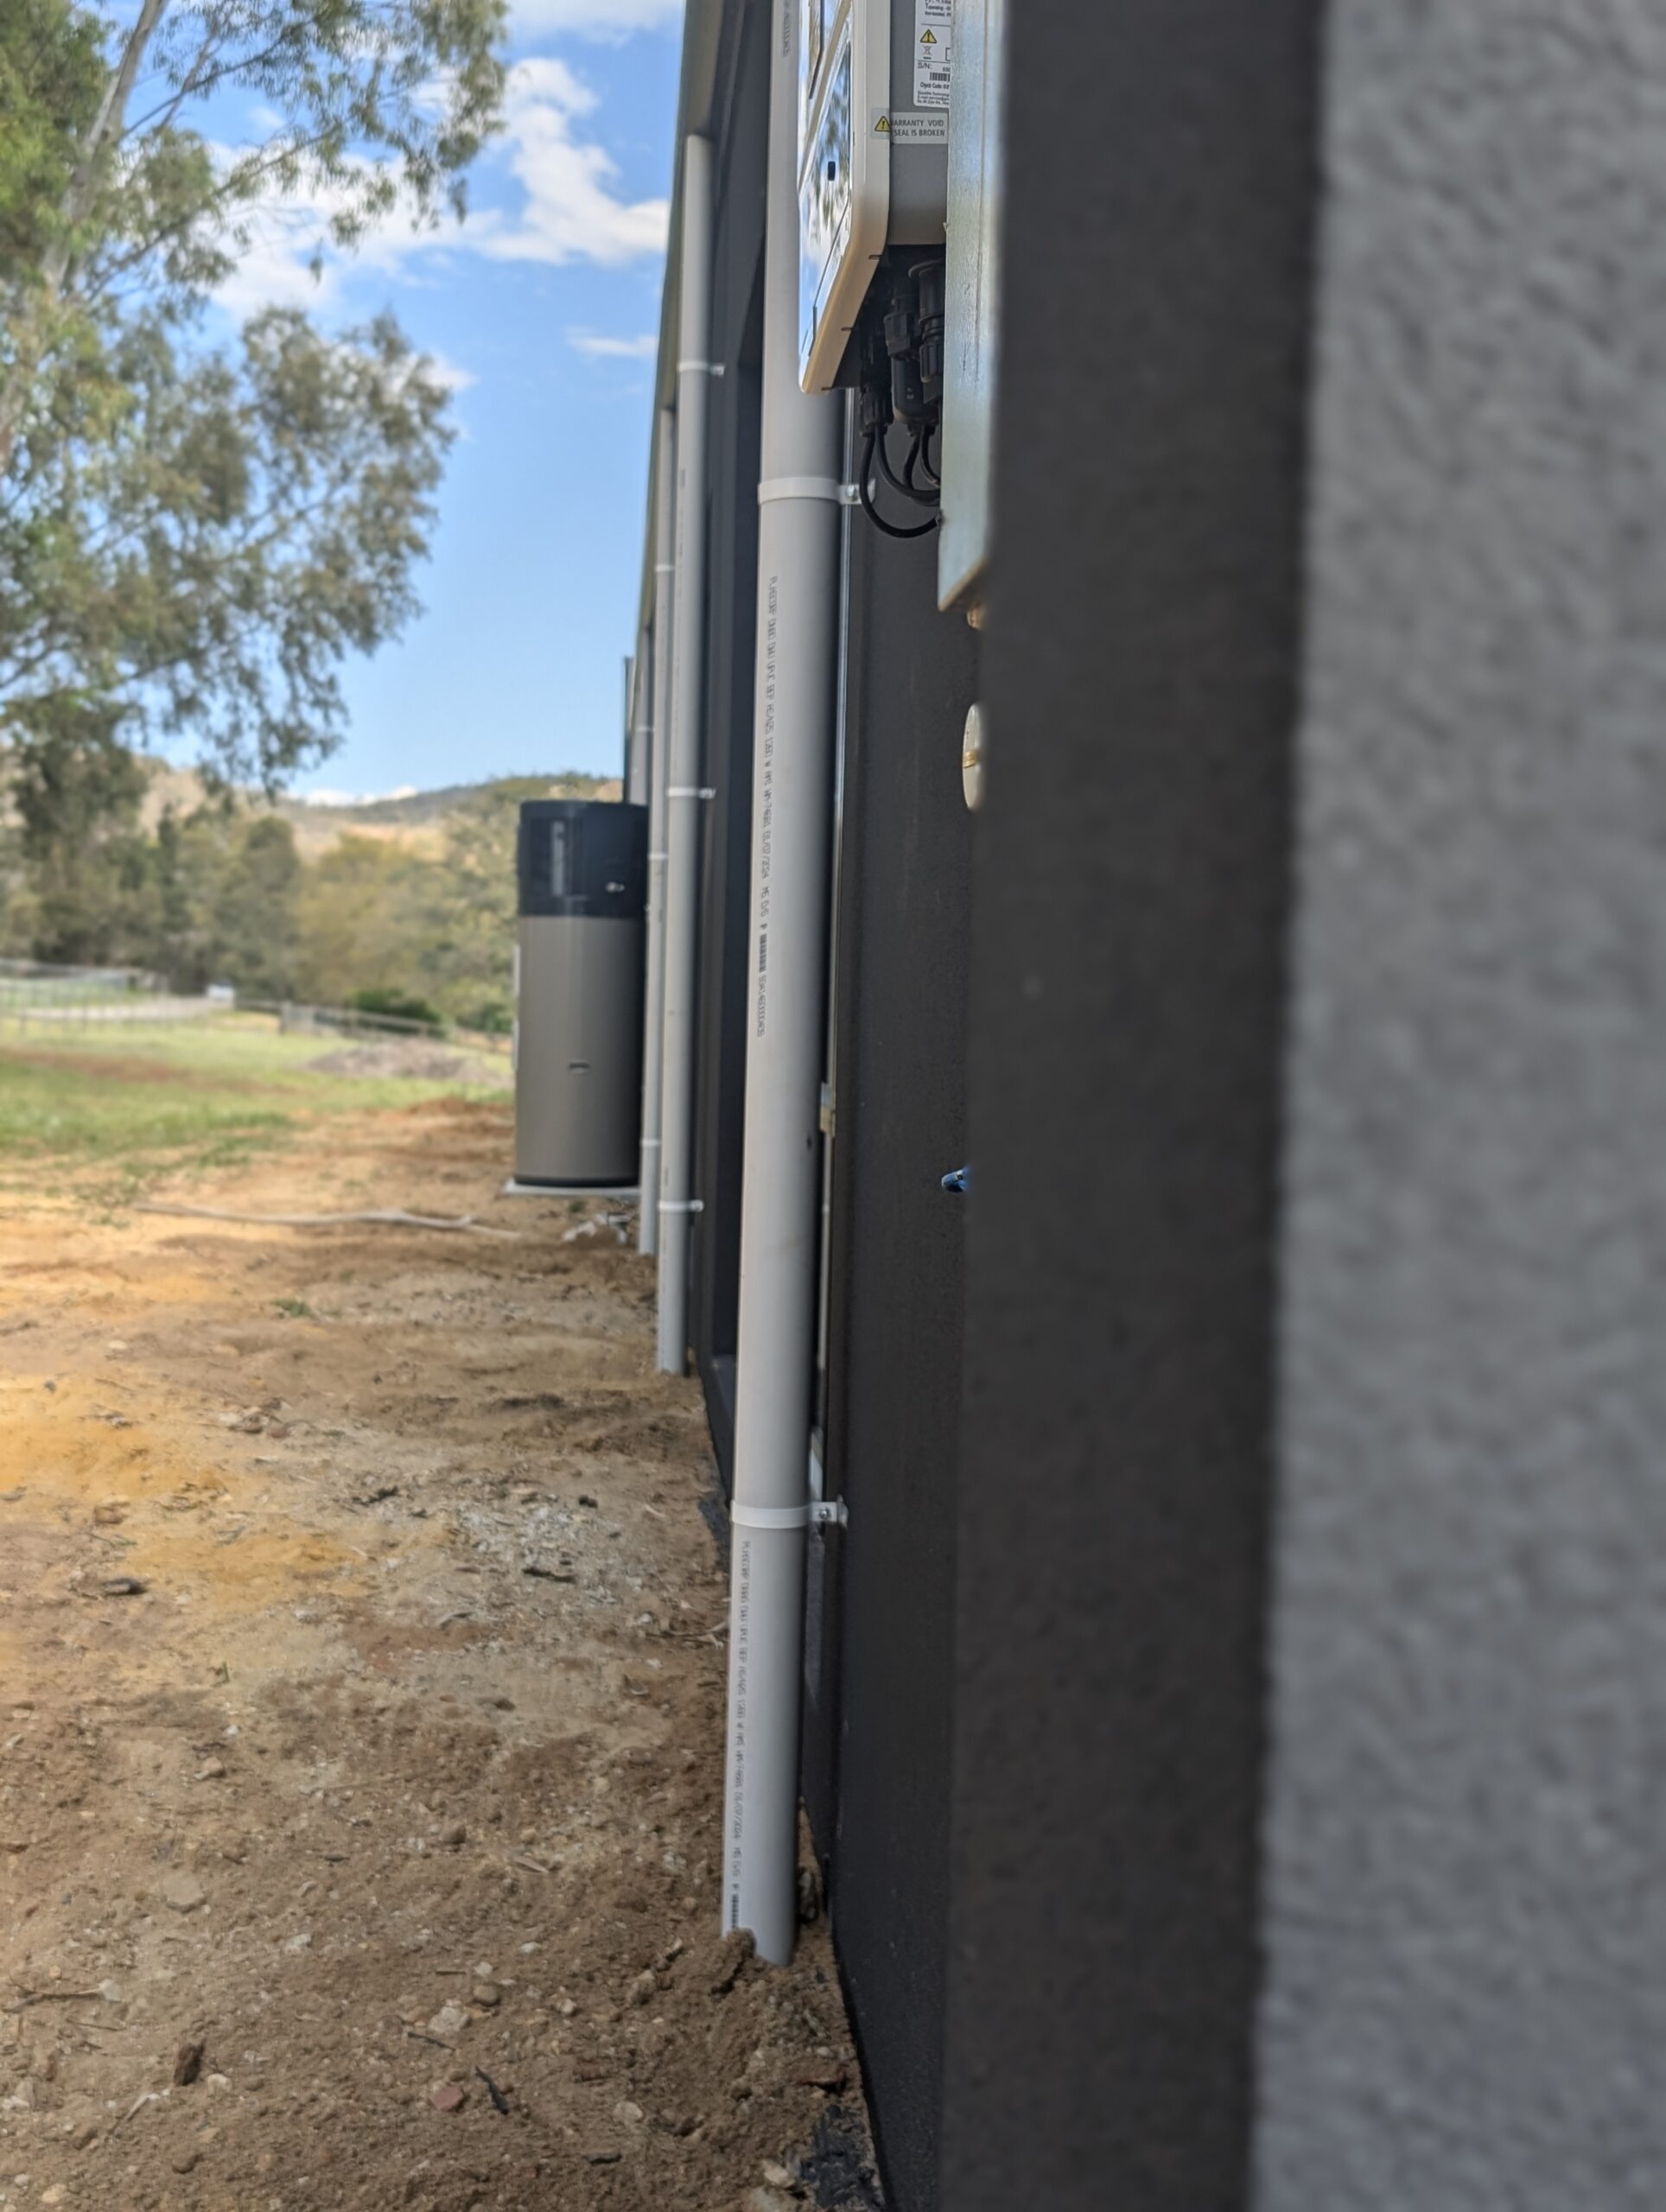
[3,303,454,784]
[4,690,153,961]
[0,0,506,789]
[289,787,523,1025]
[0,773,612,1027]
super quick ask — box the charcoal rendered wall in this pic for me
[938,1,1325,2206]
[687,0,766,1466]
[807,517,977,2212]
[1255,9,1666,2204]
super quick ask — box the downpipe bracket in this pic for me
[758,474,844,506]
[730,1498,848,1532]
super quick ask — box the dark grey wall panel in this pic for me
[1256,8,1666,2204]
[811,517,977,2212]
[938,1,1325,2207]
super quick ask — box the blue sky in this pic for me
[209,3,685,800]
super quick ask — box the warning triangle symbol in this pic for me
[920,26,937,40]
[874,113,891,131]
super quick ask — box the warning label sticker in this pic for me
[872,108,948,145]
[914,0,952,110]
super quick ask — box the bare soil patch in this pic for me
[0,1100,874,2212]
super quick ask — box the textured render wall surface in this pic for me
[1256,7,1666,2205]
[812,513,976,2212]
[940,0,1323,2203]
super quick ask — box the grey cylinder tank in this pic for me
[514,798,647,1187]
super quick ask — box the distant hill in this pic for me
[273,772,622,859]
[283,771,620,827]
[0,751,626,1010]
[132,765,623,860]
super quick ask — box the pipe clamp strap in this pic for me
[667,786,716,800]
[639,1137,662,1149]
[658,1198,704,1214]
[731,1502,811,1531]
[731,1499,849,1532]
[677,359,724,376]
[758,475,843,507]
[654,563,676,575]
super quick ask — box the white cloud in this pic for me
[569,329,658,359]
[211,156,456,321]
[212,56,666,320]
[510,0,683,38]
[422,351,478,391]
[478,59,668,266]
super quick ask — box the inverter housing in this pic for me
[798,0,952,391]
[513,799,647,1188]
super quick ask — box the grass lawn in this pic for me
[0,1014,506,1195]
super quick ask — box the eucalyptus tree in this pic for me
[0,0,505,798]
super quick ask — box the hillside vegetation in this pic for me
[0,761,621,1031]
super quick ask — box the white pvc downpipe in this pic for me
[626,643,649,804]
[638,406,677,1254]
[721,0,843,1965]
[656,136,714,1372]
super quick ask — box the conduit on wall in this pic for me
[721,0,844,1966]
[639,404,677,1254]
[655,137,714,1372]
[626,641,650,806]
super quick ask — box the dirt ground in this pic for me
[0,1097,877,2212]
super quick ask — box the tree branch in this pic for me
[0,0,169,475]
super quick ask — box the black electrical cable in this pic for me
[902,434,940,505]
[875,423,938,506]
[858,430,938,540]
[916,426,940,487]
